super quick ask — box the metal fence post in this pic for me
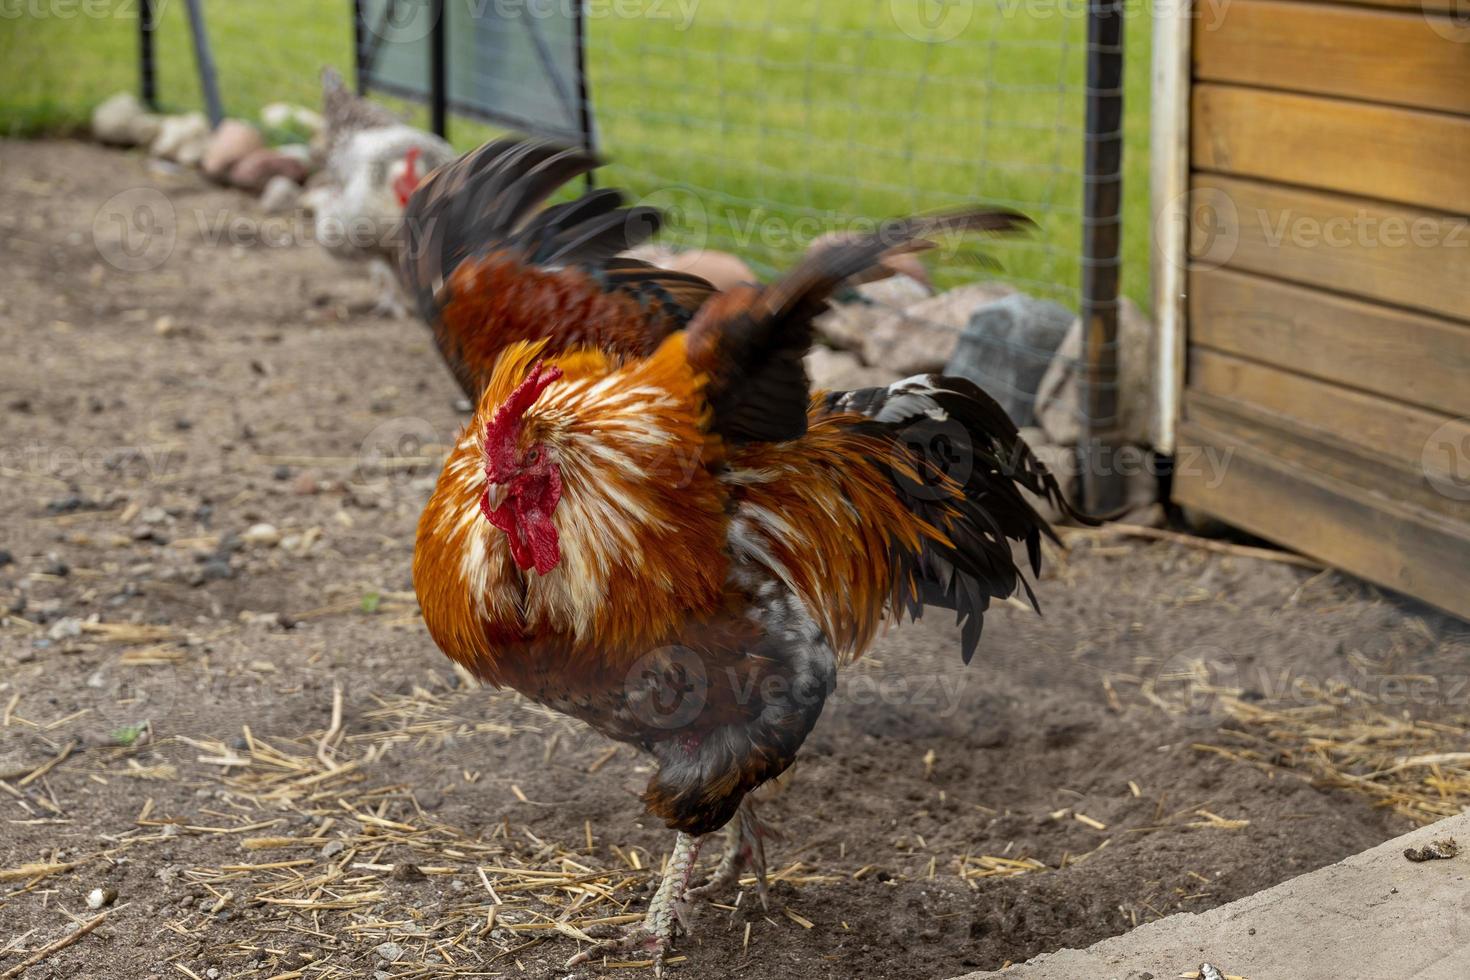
[139,0,157,109]
[182,0,224,127]
[352,0,367,94]
[429,0,448,138]
[1081,0,1125,514]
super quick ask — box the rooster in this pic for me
[404,139,1090,972]
[311,68,456,317]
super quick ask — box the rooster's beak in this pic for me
[482,482,506,512]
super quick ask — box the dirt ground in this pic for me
[3,139,1469,980]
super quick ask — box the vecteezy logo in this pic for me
[1154,186,1240,272]
[1423,0,1470,43]
[361,0,437,43]
[1140,645,1245,730]
[624,646,709,731]
[356,416,445,492]
[889,413,977,503]
[890,0,974,43]
[1422,418,1470,501]
[93,187,177,272]
[631,185,711,254]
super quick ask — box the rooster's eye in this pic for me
[525,448,540,465]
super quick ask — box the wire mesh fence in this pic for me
[3,0,1153,503]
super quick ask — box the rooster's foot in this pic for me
[366,259,409,319]
[566,832,703,976]
[688,800,773,909]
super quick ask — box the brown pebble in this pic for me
[391,862,426,882]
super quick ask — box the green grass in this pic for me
[0,0,1152,307]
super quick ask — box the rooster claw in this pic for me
[565,922,675,976]
[568,831,702,975]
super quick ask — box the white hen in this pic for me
[311,69,457,317]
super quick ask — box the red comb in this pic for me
[392,146,424,207]
[484,362,562,480]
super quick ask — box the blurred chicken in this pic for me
[404,138,1093,973]
[311,68,456,317]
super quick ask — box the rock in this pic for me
[92,92,162,147]
[261,102,325,137]
[621,244,755,293]
[47,617,83,641]
[198,559,234,583]
[228,148,308,194]
[1034,296,1156,447]
[240,523,280,547]
[321,840,345,859]
[131,524,165,543]
[274,143,315,168]
[86,887,118,909]
[46,494,85,514]
[201,119,264,180]
[391,862,426,882]
[374,942,404,963]
[944,292,1074,427]
[259,175,302,215]
[813,275,931,355]
[805,347,898,393]
[154,315,177,336]
[150,113,210,168]
[868,281,1020,376]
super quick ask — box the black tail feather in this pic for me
[827,374,1098,666]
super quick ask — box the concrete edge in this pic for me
[953,811,1470,980]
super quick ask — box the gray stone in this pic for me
[862,280,1017,375]
[1034,297,1155,447]
[945,293,1075,428]
[813,275,931,355]
[149,112,210,168]
[805,347,899,393]
[92,92,162,147]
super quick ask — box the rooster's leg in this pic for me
[566,831,703,976]
[368,259,408,319]
[688,799,772,908]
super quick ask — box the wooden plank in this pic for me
[1186,390,1469,524]
[1150,0,1193,452]
[1175,418,1470,620]
[1188,348,1470,480]
[1194,1,1470,116]
[1189,267,1470,418]
[1192,85,1470,215]
[1189,175,1470,323]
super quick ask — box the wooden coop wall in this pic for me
[1172,0,1470,618]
